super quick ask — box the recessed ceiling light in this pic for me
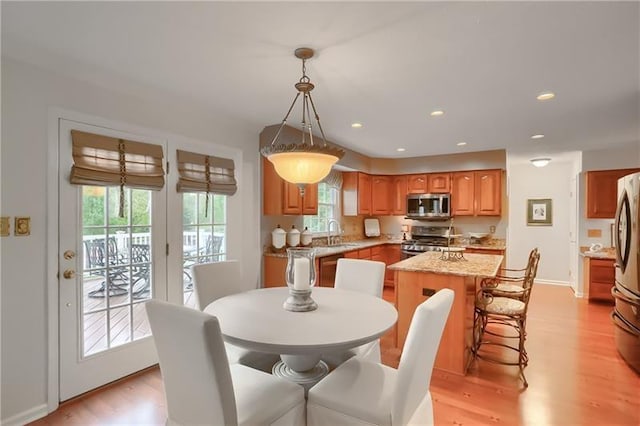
[396,148,406,152]
[530,157,551,167]
[457,142,467,146]
[351,122,363,128]
[430,110,444,117]
[537,92,555,101]
[531,134,545,139]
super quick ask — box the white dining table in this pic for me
[204,286,397,390]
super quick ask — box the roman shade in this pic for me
[176,149,237,217]
[176,150,237,196]
[322,169,343,189]
[69,129,166,216]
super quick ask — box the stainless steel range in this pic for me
[400,225,455,258]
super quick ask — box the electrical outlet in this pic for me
[489,225,496,233]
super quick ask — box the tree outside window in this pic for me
[304,183,340,234]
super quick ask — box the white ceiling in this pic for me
[2,1,639,160]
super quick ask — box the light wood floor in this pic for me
[31,284,639,425]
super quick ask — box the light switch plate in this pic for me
[15,217,30,236]
[0,217,9,236]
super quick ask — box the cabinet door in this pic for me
[451,172,475,216]
[344,250,359,259]
[427,173,451,193]
[262,157,284,215]
[358,173,372,215]
[263,256,288,287]
[358,248,372,259]
[371,245,384,262]
[589,258,615,302]
[407,174,427,193]
[371,175,392,215]
[283,182,318,215]
[392,175,408,215]
[475,170,501,216]
[586,169,640,218]
[282,181,303,215]
[301,183,318,215]
[384,244,401,287]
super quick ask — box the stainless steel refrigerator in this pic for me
[613,172,640,373]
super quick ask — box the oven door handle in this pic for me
[611,286,640,307]
[611,311,640,336]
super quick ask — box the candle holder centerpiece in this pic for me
[284,247,318,312]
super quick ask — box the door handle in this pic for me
[63,269,76,279]
[63,250,76,260]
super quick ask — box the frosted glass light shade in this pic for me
[530,158,551,168]
[268,152,339,184]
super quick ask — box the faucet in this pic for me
[327,219,342,246]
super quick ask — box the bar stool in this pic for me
[479,248,539,300]
[468,249,540,387]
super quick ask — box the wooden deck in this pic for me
[81,277,196,356]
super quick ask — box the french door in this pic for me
[58,119,167,400]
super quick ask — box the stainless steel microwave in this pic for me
[406,193,451,219]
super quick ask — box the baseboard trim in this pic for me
[2,403,48,426]
[536,279,571,287]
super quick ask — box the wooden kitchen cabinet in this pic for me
[263,157,318,215]
[392,175,408,215]
[584,257,615,303]
[263,255,320,288]
[383,244,401,288]
[343,172,372,216]
[407,174,428,193]
[358,248,372,259]
[371,245,384,262]
[344,250,359,259]
[586,168,640,218]
[427,173,451,193]
[371,175,392,215]
[451,170,502,216]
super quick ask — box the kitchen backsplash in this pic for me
[261,213,507,250]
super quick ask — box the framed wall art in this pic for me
[527,199,552,226]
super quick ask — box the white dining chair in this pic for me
[145,300,306,426]
[307,288,455,426]
[322,258,386,368]
[191,260,281,373]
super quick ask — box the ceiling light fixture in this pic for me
[531,134,545,139]
[537,92,555,101]
[530,157,551,167]
[430,110,444,117]
[261,47,344,194]
[457,142,467,146]
[396,148,406,152]
[351,122,363,128]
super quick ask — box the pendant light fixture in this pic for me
[261,47,344,195]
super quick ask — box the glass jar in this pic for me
[283,247,318,312]
[285,247,316,291]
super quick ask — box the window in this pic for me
[182,193,227,307]
[304,183,340,234]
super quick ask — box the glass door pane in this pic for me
[81,186,153,356]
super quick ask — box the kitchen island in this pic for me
[388,251,503,375]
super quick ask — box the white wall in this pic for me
[507,158,576,285]
[1,58,262,421]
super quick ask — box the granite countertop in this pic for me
[264,238,404,258]
[452,238,506,251]
[388,251,503,278]
[579,246,616,260]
